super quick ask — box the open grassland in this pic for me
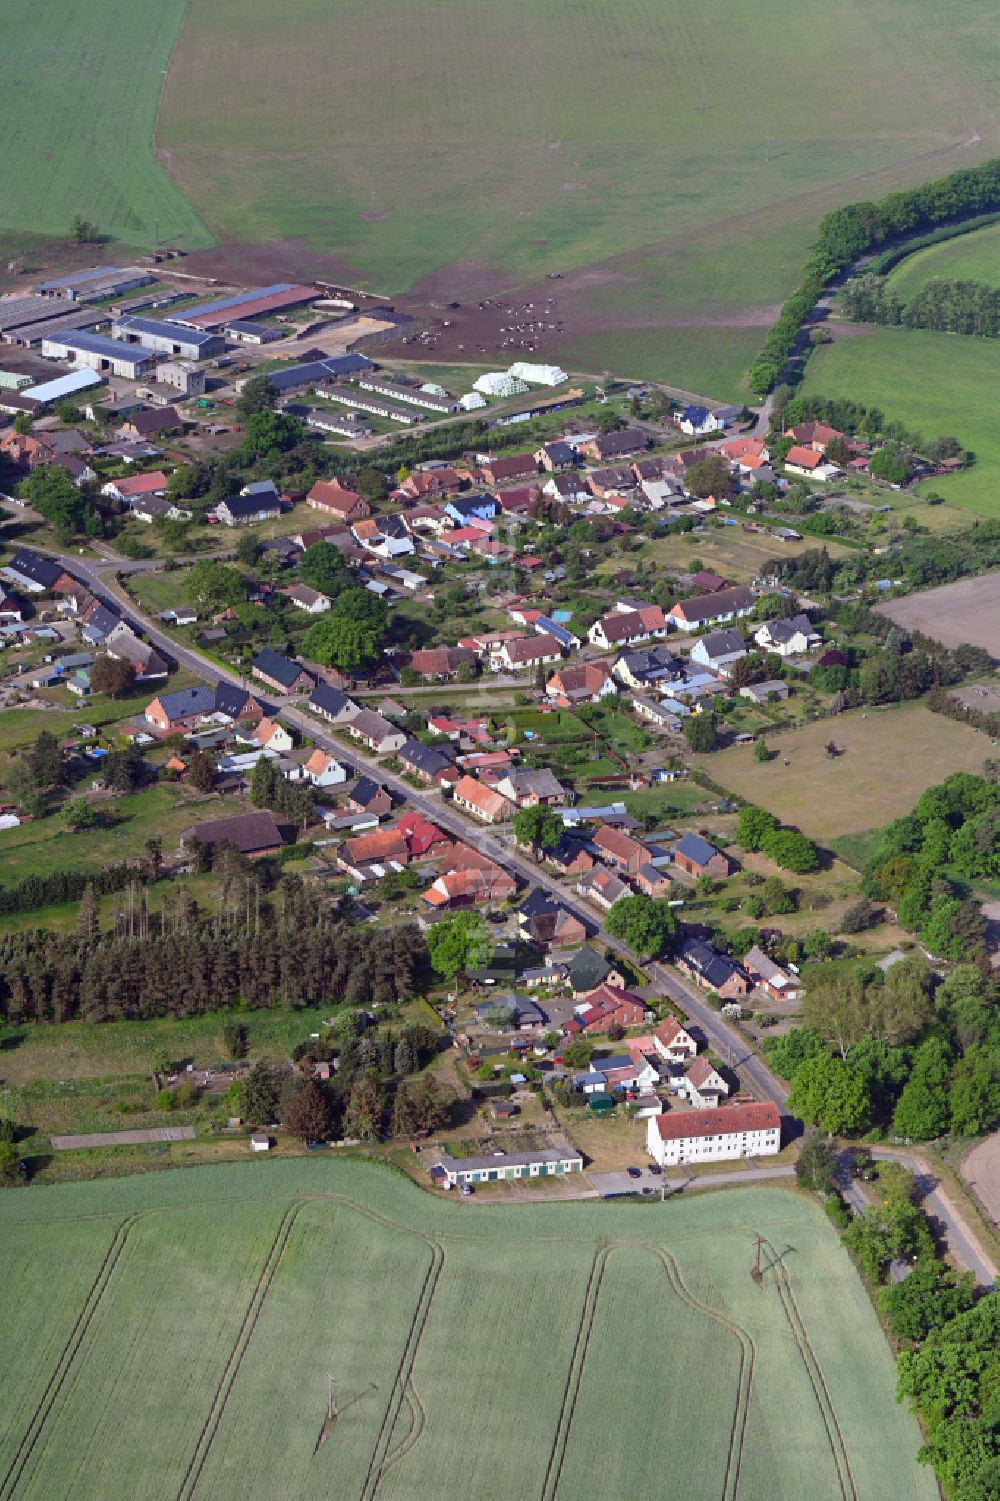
[888,220,1000,299]
[602,525,855,585]
[157,0,1000,396]
[0,1160,935,1501]
[0,785,245,880]
[801,325,1000,515]
[0,0,210,249]
[0,1005,336,1087]
[703,700,994,841]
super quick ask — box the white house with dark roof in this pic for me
[690,628,747,674]
[753,614,820,657]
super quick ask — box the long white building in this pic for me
[646,1101,781,1167]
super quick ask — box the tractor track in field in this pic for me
[540,1243,609,1501]
[649,1246,755,1501]
[762,1238,857,1501]
[176,1199,308,1501]
[378,1378,427,1478]
[0,1212,143,1501]
[359,1239,444,1501]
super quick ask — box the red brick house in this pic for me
[477,453,538,485]
[593,824,648,875]
[672,833,735,880]
[306,479,371,521]
[574,983,646,1034]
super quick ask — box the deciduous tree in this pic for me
[426,911,491,980]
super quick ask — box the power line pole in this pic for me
[765,138,773,163]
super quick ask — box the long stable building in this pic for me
[40,330,157,379]
[166,283,315,330]
[111,315,225,361]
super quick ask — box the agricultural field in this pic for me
[874,572,1000,657]
[155,0,1000,398]
[702,700,994,842]
[0,1159,935,1501]
[800,325,1000,515]
[888,220,1000,300]
[0,0,210,249]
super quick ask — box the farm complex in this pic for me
[0,1161,935,1501]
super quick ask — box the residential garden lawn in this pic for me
[888,219,1000,299]
[157,0,1000,398]
[0,683,196,758]
[623,783,711,822]
[700,700,994,842]
[0,1160,936,1501]
[0,785,246,879]
[0,0,210,249]
[801,325,1000,516]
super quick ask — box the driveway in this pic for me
[590,1162,795,1198]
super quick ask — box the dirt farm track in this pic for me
[875,574,1000,656]
[962,1132,1000,1231]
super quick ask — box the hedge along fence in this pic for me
[866,209,1000,277]
[747,157,1000,396]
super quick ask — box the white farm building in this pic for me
[473,371,529,398]
[507,361,567,386]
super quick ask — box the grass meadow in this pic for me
[0,785,246,880]
[156,0,1000,395]
[888,220,1000,300]
[0,1160,935,1501]
[0,0,209,249]
[801,325,1000,515]
[703,700,994,842]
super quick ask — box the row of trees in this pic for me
[748,155,1000,393]
[842,271,1000,338]
[801,1141,1000,1498]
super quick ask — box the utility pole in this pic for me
[765,138,773,163]
[751,1234,764,1285]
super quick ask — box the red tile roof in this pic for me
[785,445,823,470]
[652,1101,780,1141]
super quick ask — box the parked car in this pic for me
[648,1164,662,1176]
[626,1166,641,1179]
[460,1183,473,1197]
